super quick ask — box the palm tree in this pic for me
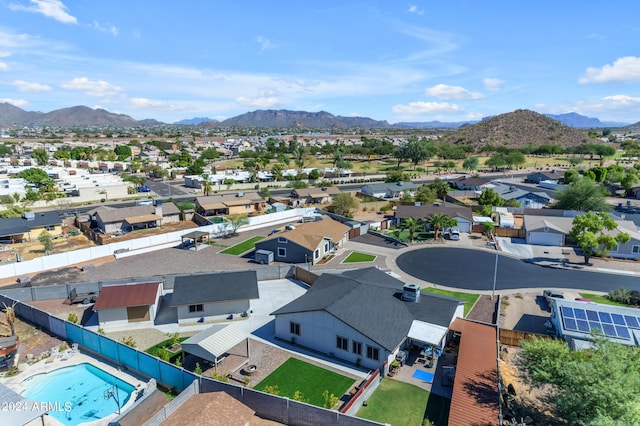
[428,213,457,241]
[401,217,423,243]
[201,174,213,196]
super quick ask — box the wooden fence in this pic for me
[294,266,319,286]
[499,329,556,347]
[494,227,526,238]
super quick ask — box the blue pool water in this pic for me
[21,363,135,425]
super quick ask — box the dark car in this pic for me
[137,185,151,193]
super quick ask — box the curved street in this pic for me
[395,247,640,292]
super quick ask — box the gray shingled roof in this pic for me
[171,270,259,306]
[272,267,463,351]
[0,211,61,238]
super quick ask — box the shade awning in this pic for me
[407,320,448,347]
[182,230,209,239]
[181,324,248,364]
[124,214,162,224]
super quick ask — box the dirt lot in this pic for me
[0,308,64,359]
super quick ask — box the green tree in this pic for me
[54,149,70,160]
[427,213,457,241]
[38,230,54,253]
[32,148,49,166]
[393,143,411,169]
[225,213,249,235]
[621,168,639,197]
[415,185,436,204]
[554,178,610,212]
[564,169,580,184]
[0,144,13,156]
[569,212,631,264]
[462,156,479,171]
[401,217,423,243]
[519,335,640,425]
[322,390,339,409]
[330,193,359,216]
[478,188,504,207]
[385,170,410,183]
[201,175,213,196]
[114,145,132,161]
[428,178,450,200]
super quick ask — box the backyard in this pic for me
[356,378,446,426]
[219,235,265,255]
[253,358,355,408]
[423,288,480,317]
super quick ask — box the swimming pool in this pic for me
[21,362,136,425]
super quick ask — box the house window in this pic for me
[188,304,203,313]
[277,247,287,257]
[611,244,619,252]
[314,249,319,259]
[245,204,251,209]
[366,345,379,361]
[277,237,288,243]
[336,336,348,351]
[352,341,362,355]
[45,225,56,231]
[290,321,300,336]
[632,245,640,254]
[324,243,329,252]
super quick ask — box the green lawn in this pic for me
[579,293,629,307]
[343,251,377,263]
[219,236,265,255]
[357,378,430,426]
[254,358,355,407]
[422,288,480,317]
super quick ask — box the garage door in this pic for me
[528,232,563,246]
[127,305,150,322]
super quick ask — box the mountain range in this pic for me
[0,102,635,130]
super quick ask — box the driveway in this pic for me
[496,237,534,258]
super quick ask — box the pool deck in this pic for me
[1,350,148,426]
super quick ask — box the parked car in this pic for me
[445,228,460,240]
[137,185,151,193]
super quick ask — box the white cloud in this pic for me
[236,95,282,108]
[0,51,10,57]
[483,78,504,91]
[88,21,118,36]
[129,98,185,111]
[466,112,484,120]
[0,62,8,71]
[579,56,640,84]
[392,101,461,115]
[12,79,52,92]
[407,5,424,15]
[61,77,122,97]
[256,36,276,52]
[0,98,28,107]
[425,84,484,100]
[9,0,77,24]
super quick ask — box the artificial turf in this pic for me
[343,251,377,263]
[219,236,265,255]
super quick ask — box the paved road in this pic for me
[396,247,640,292]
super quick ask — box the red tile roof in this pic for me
[448,318,500,426]
[93,282,160,310]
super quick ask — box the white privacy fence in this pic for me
[0,208,315,279]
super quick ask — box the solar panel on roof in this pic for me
[561,306,574,318]
[589,322,602,332]
[602,323,617,337]
[611,313,625,326]
[576,320,590,332]
[599,312,613,324]
[563,318,577,331]
[574,309,587,320]
[586,310,599,321]
[616,326,631,339]
[625,315,639,328]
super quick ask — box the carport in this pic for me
[180,230,210,250]
[181,324,248,370]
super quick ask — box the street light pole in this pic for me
[491,250,499,300]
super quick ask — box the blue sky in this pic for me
[1,0,640,124]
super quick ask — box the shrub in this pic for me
[120,336,136,348]
[322,389,339,409]
[67,313,79,324]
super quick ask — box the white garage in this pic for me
[527,231,564,246]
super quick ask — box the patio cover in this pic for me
[181,324,248,364]
[407,320,448,347]
[124,214,161,224]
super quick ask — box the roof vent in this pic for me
[321,187,327,191]
[402,283,421,303]
[24,212,35,221]
[397,181,403,186]
[236,191,244,197]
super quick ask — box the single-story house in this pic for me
[448,318,500,426]
[494,184,553,209]
[89,203,180,234]
[524,170,565,184]
[271,267,464,372]
[524,215,572,246]
[0,211,62,244]
[171,271,259,324]
[395,204,473,233]
[550,298,640,348]
[93,282,162,327]
[195,191,265,217]
[291,186,341,204]
[452,177,493,191]
[359,181,418,199]
[254,218,350,265]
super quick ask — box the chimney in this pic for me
[155,199,163,218]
